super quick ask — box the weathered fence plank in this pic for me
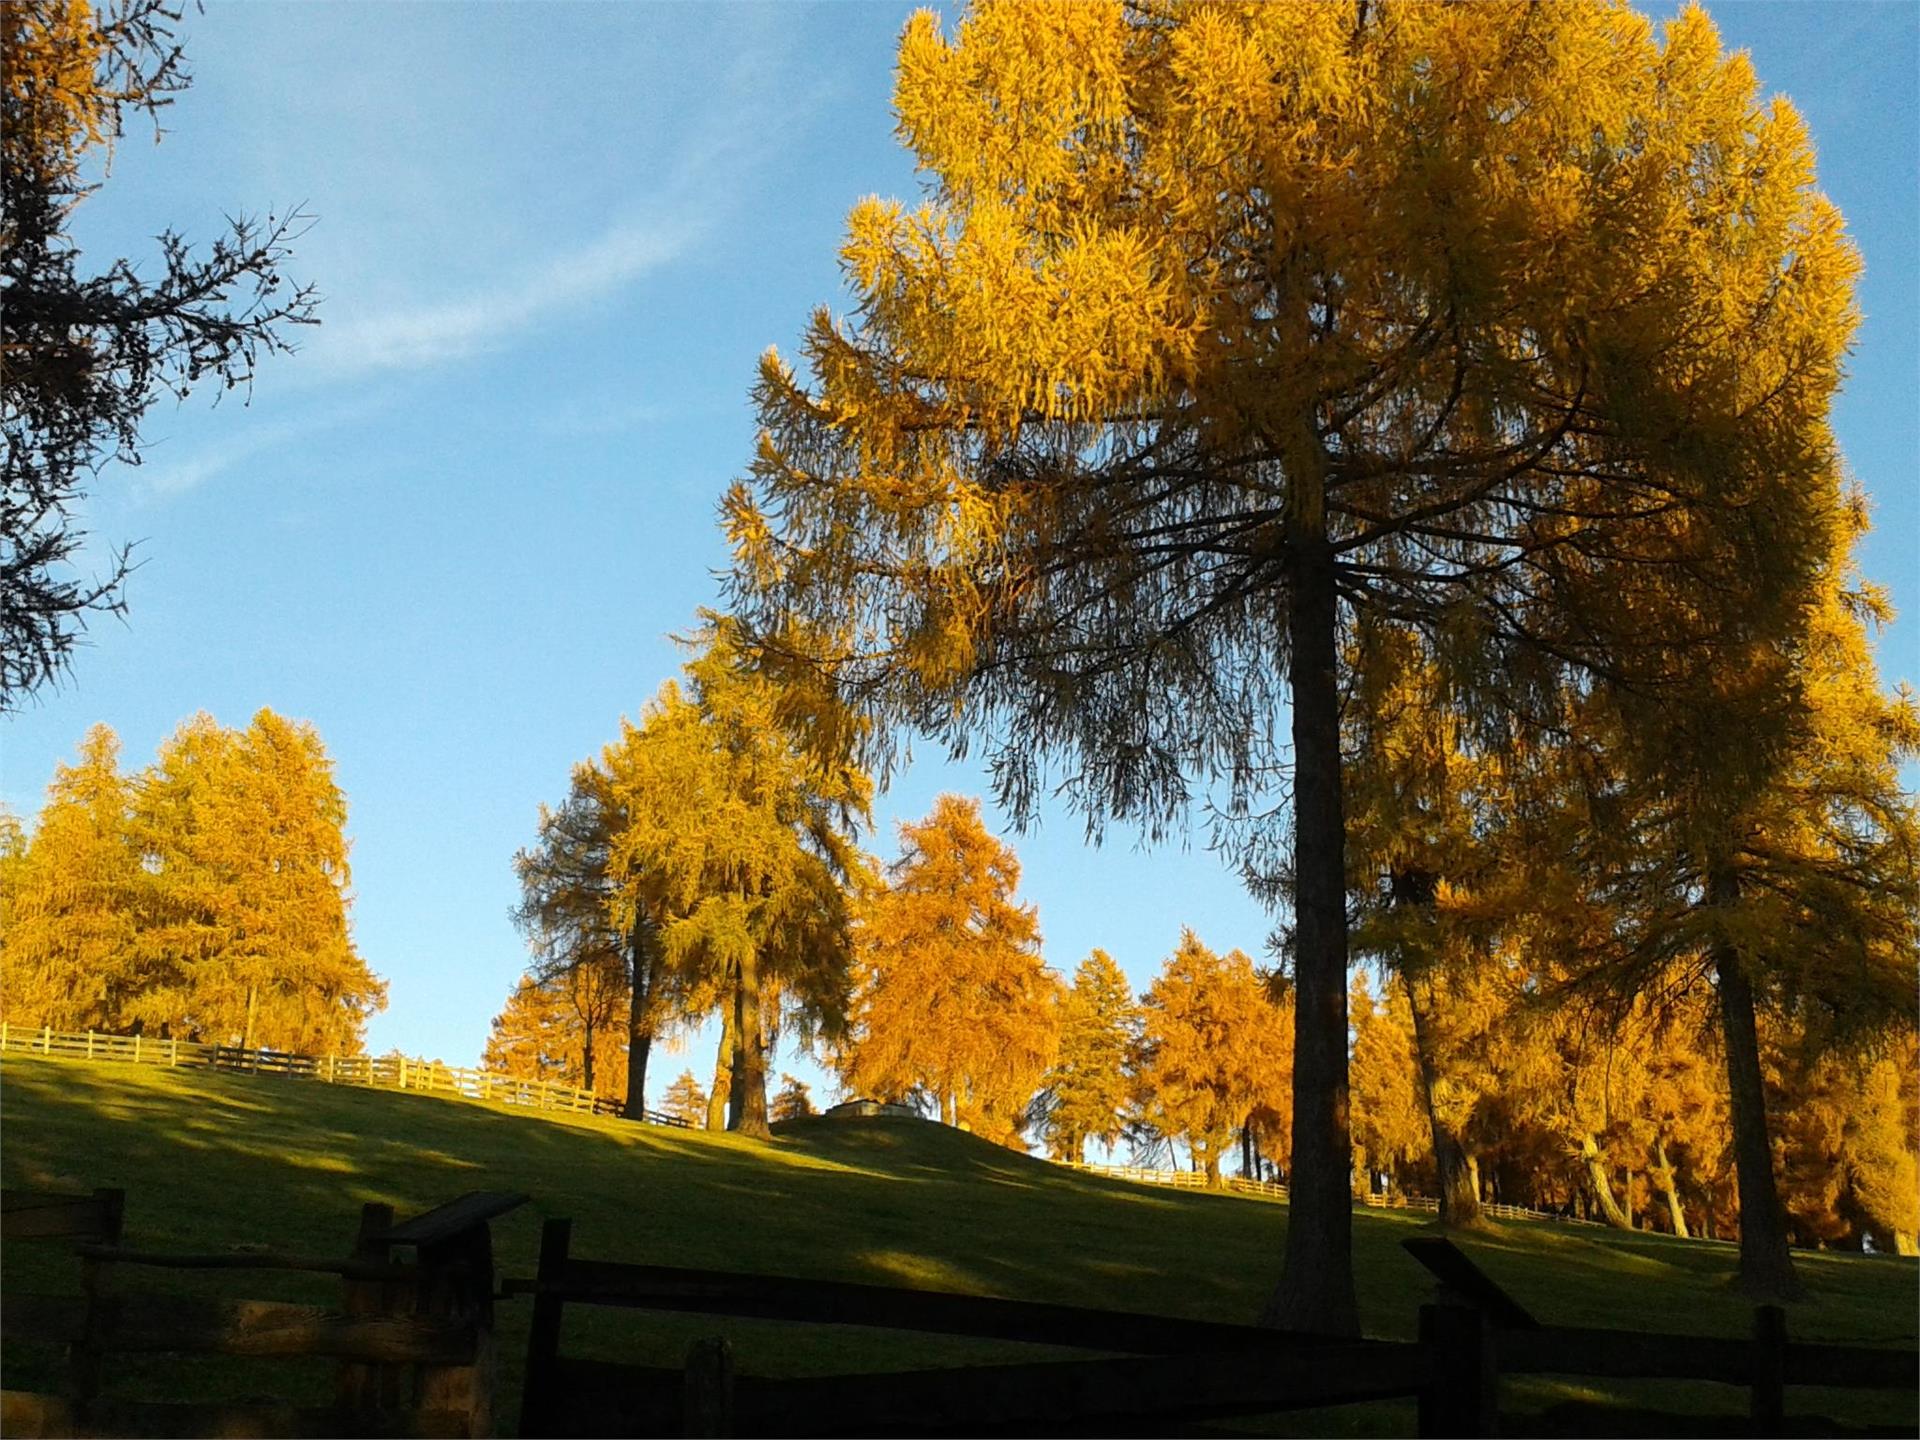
[5,1294,477,1363]
[511,1255,1344,1353]
[0,1391,471,1439]
[1495,1324,1753,1384]
[1,1189,124,1243]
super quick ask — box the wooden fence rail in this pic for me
[507,1221,1916,1438]
[511,1216,1434,1438]
[1401,1237,1916,1436]
[0,1023,691,1129]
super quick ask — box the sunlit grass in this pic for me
[2,1054,1913,1435]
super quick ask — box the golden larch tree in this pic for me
[1131,933,1292,1188]
[128,710,385,1052]
[837,794,1061,1146]
[0,724,141,1028]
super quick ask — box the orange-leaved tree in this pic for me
[125,710,385,1053]
[1131,933,1292,1188]
[836,795,1060,1146]
[661,1069,709,1129]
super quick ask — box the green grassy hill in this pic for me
[3,1054,1914,1434]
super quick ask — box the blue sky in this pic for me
[4,3,1914,1106]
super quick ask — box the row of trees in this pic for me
[494,756,1914,1260]
[0,714,386,1052]
[485,0,1914,1326]
[483,618,870,1138]
[1351,973,1918,1255]
[487,773,1297,1177]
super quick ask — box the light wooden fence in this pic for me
[1069,1161,1599,1228]
[0,1024,691,1128]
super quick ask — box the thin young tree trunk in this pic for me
[1401,972,1483,1229]
[730,946,771,1139]
[1710,875,1803,1299]
[1581,1135,1633,1230]
[1653,1137,1690,1239]
[624,924,655,1120]
[1262,442,1360,1337]
[708,994,735,1132]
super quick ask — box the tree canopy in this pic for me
[1,0,317,705]
[724,0,1861,1330]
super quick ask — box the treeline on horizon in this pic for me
[469,583,1916,1263]
[0,712,386,1054]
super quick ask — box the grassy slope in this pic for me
[2,1054,1914,1434]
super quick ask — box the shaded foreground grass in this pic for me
[2,1055,1913,1435]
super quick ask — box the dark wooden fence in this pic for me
[1403,1237,1915,1437]
[1,1187,526,1439]
[506,1216,1436,1436]
[506,1222,1917,1438]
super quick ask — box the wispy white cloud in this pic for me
[127,392,393,502]
[306,212,701,378]
[129,4,806,499]
[293,17,791,387]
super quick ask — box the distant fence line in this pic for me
[0,1023,691,1129]
[1066,1161,1601,1229]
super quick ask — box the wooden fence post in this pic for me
[336,1202,400,1422]
[683,1337,734,1437]
[133,1033,140,1064]
[1751,1304,1787,1437]
[69,1188,126,1424]
[519,1218,572,1439]
[42,1024,51,1053]
[170,1037,179,1066]
[86,1030,95,1060]
[1417,1303,1496,1438]
[3,1021,9,1051]
[413,1221,500,1437]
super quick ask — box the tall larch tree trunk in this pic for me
[1262,442,1361,1336]
[1580,1135,1634,1230]
[1401,973,1483,1228]
[730,947,771,1139]
[708,994,735,1132]
[1710,867,1804,1299]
